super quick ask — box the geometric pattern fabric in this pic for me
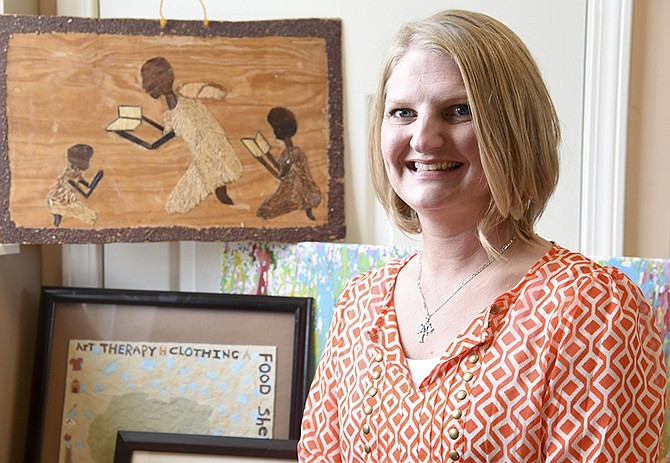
[297,244,666,462]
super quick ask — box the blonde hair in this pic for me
[369,9,560,256]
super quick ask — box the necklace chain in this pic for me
[416,236,516,343]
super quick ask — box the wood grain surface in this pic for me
[0,16,343,243]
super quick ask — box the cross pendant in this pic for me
[416,316,434,343]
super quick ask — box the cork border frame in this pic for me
[0,14,344,244]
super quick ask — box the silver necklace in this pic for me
[416,236,516,343]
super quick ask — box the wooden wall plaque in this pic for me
[0,14,344,243]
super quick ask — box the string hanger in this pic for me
[159,0,209,28]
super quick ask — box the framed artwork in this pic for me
[114,432,297,463]
[0,14,344,244]
[25,286,312,463]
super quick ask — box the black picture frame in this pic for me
[114,432,297,462]
[24,286,311,463]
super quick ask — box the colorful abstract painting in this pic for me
[221,242,670,460]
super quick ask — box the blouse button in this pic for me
[468,354,479,364]
[372,370,382,380]
[364,443,371,454]
[374,352,383,362]
[367,387,378,397]
[448,428,459,439]
[449,450,460,461]
[362,424,370,434]
[451,408,463,419]
[490,304,500,314]
[455,389,468,400]
[463,372,473,382]
[363,405,373,415]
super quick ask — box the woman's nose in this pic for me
[409,116,446,153]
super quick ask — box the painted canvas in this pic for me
[0,15,343,243]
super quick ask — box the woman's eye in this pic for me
[452,104,472,117]
[390,108,414,119]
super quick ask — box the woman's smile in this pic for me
[410,160,464,172]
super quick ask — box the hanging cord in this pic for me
[159,0,209,28]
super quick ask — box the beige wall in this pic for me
[0,246,41,463]
[0,0,38,14]
[624,0,670,259]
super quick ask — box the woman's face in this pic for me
[381,48,489,223]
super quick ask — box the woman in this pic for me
[298,9,665,462]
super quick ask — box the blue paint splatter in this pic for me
[102,363,116,376]
[231,361,244,374]
[141,359,156,371]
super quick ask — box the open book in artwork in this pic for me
[105,105,143,131]
[241,131,272,158]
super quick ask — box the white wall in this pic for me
[56,0,630,291]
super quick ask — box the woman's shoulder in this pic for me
[328,254,415,332]
[335,254,415,309]
[344,254,415,288]
[540,243,634,284]
[527,242,647,306]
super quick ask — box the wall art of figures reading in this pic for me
[0,14,344,243]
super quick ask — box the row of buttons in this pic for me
[362,351,384,455]
[447,353,480,461]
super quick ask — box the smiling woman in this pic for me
[298,9,665,463]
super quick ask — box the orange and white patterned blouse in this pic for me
[298,243,666,462]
